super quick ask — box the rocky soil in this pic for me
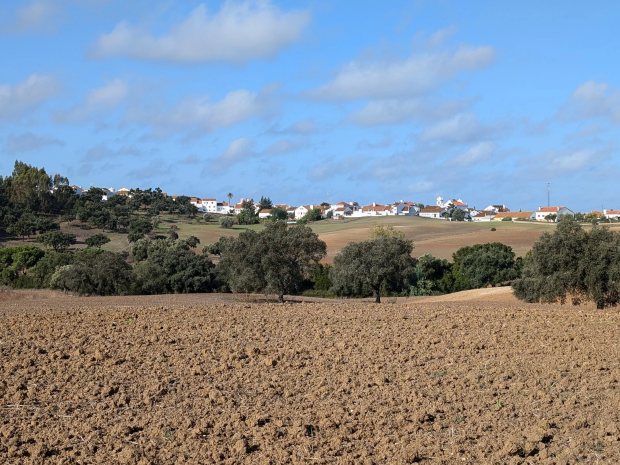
[1,293,620,464]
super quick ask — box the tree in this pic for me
[258,196,273,211]
[370,222,405,239]
[6,212,37,238]
[37,231,77,251]
[330,237,415,303]
[450,208,465,221]
[410,254,453,296]
[219,216,235,228]
[265,206,288,222]
[0,245,45,285]
[127,216,153,242]
[237,199,258,225]
[218,222,327,302]
[544,213,557,222]
[451,243,520,291]
[227,192,234,207]
[302,207,323,223]
[85,233,110,249]
[50,251,132,296]
[513,218,620,309]
[203,213,214,222]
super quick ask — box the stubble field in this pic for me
[2,291,620,464]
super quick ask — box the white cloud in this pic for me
[53,78,128,123]
[308,45,494,101]
[136,87,276,138]
[4,132,64,154]
[4,0,62,34]
[553,149,596,171]
[350,98,470,126]
[562,81,620,124]
[127,158,168,179]
[92,1,310,63]
[0,74,61,120]
[208,137,257,173]
[309,156,367,181]
[420,113,492,143]
[454,141,497,166]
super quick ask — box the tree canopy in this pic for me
[218,222,326,302]
[331,236,415,303]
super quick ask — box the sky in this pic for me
[0,0,619,212]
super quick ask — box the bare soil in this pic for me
[2,292,620,464]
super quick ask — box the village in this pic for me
[67,186,620,223]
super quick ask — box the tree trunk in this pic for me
[597,301,604,310]
[375,291,381,304]
[278,293,284,303]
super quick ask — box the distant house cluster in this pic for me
[66,185,609,223]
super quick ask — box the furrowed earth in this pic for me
[2,290,620,464]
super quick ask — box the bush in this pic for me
[50,251,132,296]
[302,289,337,298]
[85,233,110,249]
[491,227,496,231]
[451,243,521,291]
[501,216,512,221]
[219,216,235,229]
[513,218,620,309]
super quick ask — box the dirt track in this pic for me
[2,293,620,464]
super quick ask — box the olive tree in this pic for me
[218,222,326,302]
[330,236,415,303]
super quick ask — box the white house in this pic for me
[484,204,510,213]
[217,202,232,214]
[101,188,115,201]
[535,206,574,222]
[295,205,318,219]
[258,209,272,219]
[472,211,496,222]
[202,198,217,213]
[420,206,448,219]
[401,201,420,216]
[446,199,468,210]
[604,209,620,220]
[332,206,352,218]
[71,185,83,195]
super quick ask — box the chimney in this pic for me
[373,202,376,207]
[538,206,542,211]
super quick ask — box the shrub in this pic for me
[491,227,496,231]
[501,216,512,221]
[219,216,235,228]
[85,233,110,249]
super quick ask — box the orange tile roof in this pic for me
[421,206,446,213]
[495,211,533,219]
[538,206,565,213]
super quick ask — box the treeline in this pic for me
[1,220,524,302]
[0,161,200,245]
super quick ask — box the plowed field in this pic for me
[2,292,620,464]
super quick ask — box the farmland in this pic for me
[2,290,620,463]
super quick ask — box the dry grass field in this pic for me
[2,289,620,464]
[8,215,620,263]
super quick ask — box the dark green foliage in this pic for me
[303,208,323,222]
[268,206,288,222]
[50,250,132,296]
[501,216,512,221]
[513,218,620,309]
[29,251,75,289]
[236,199,259,225]
[258,196,273,210]
[37,231,77,251]
[330,237,415,303]
[130,238,216,295]
[450,208,465,221]
[410,254,453,296]
[168,229,179,240]
[219,216,235,228]
[85,233,111,249]
[36,217,60,233]
[0,246,45,285]
[310,263,333,291]
[452,243,520,291]
[6,212,38,238]
[218,222,327,302]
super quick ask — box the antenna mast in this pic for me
[547,183,551,207]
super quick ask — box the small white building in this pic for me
[472,211,496,222]
[202,199,217,213]
[258,209,272,219]
[420,206,448,219]
[332,206,352,218]
[484,204,510,213]
[604,209,620,221]
[535,206,574,222]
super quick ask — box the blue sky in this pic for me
[1,0,618,211]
